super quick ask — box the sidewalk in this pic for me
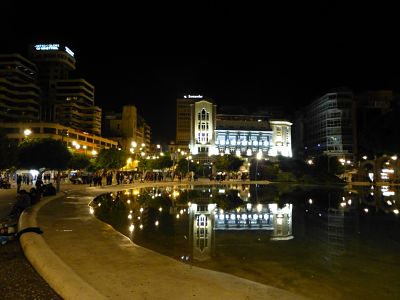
[18,180,307,300]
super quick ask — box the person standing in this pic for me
[16,174,22,192]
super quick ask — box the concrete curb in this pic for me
[18,193,107,300]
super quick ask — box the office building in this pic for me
[28,44,101,135]
[303,88,355,160]
[54,79,101,135]
[0,54,41,122]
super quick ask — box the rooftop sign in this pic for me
[34,44,60,50]
[184,95,203,99]
[34,44,75,57]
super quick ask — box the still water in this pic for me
[90,184,400,299]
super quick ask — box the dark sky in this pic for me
[2,1,399,143]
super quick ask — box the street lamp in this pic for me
[23,128,32,137]
[187,155,192,174]
[256,151,262,180]
[60,129,68,145]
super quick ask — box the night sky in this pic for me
[2,1,399,143]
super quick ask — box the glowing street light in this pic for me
[24,128,32,137]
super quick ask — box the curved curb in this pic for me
[18,194,107,300]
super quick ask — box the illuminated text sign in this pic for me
[34,44,60,51]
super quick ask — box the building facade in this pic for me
[0,54,41,122]
[178,96,293,158]
[189,98,217,156]
[103,105,151,151]
[303,89,355,160]
[0,122,117,155]
[176,97,195,148]
[215,114,292,157]
[28,44,101,135]
[54,79,102,135]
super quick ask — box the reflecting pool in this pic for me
[90,184,400,299]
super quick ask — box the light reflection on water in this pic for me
[90,184,400,300]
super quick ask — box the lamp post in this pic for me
[187,155,192,176]
[60,129,68,146]
[256,151,262,180]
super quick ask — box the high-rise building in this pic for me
[54,79,101,135]
[0,54,41,122]
[29,43,76,122]
[303,88,355,160]
[28,43,101,135]
[176,97,195,147]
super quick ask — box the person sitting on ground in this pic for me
[29,187,41,205]
[9,189,31,217]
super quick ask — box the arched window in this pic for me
[201,109,206,120]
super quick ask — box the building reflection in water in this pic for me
[90,184,400,299]
[187,198,293,261]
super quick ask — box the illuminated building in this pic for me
[0,54,40,122]
[215,114,292,157]
[54,79,101,135]
[303,88,355,160]
[0,122,117,154]
[189,97,218,156]
[176,96,293,158]
[28,44,101,135]
[103,105,151,151]
[176,97,195,149]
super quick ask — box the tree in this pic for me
[214,155,244,172]
[0,128,18,170]
[69,153,91,170]
[17,138,72,191]
[17,138,72,170]
[95,148,128,170]
[175,158,195,175]
[314,155,344,175]
[152,155,173,170]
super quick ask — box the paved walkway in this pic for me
[18,180,307,300]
